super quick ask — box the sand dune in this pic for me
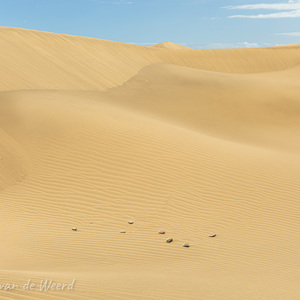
[1,27,300,90]
[150,41,190,49]
[0,27,300,299]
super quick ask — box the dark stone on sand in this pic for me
[128,221,134,224]
[166,238,173,243]
[183,243,190,247]
[120,231,126,233]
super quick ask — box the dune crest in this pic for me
[151,41,190,49]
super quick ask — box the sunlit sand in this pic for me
[0,27,300,299]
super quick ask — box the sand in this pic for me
[0,27,300,299]
[150,41,191,49]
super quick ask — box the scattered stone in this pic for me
[166,238,173,243]
[128,221,134,224]
[209,233,216,237]
[120,231,126,233]
[183,243,190,248]
[159,230,166,234]
[72,227,77,231]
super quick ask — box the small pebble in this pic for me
[166,238,173,243]
[183,243,190,248]
[159,230,165,234]
[128,221,134,224]
[209,233,216,237]
[72,227,77,231]
[120,231,126,233]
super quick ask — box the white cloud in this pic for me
[225,1,300,10]
[226,0,300,19]
[183,41,265,49]
[238,41,260,47]
[275,32,300,36]
[229,10,300,18]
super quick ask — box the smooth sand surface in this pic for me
[0,27,300,299]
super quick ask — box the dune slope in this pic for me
[0,27,300,300]
[107,63,300,152]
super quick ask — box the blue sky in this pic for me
[0,0,299,48]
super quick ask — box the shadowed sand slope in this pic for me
[107,63,300,152]
[0,28,300,300]
[0,129,29,190]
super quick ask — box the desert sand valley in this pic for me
[0,27,300,299]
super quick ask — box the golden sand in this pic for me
[0,27,300,299]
